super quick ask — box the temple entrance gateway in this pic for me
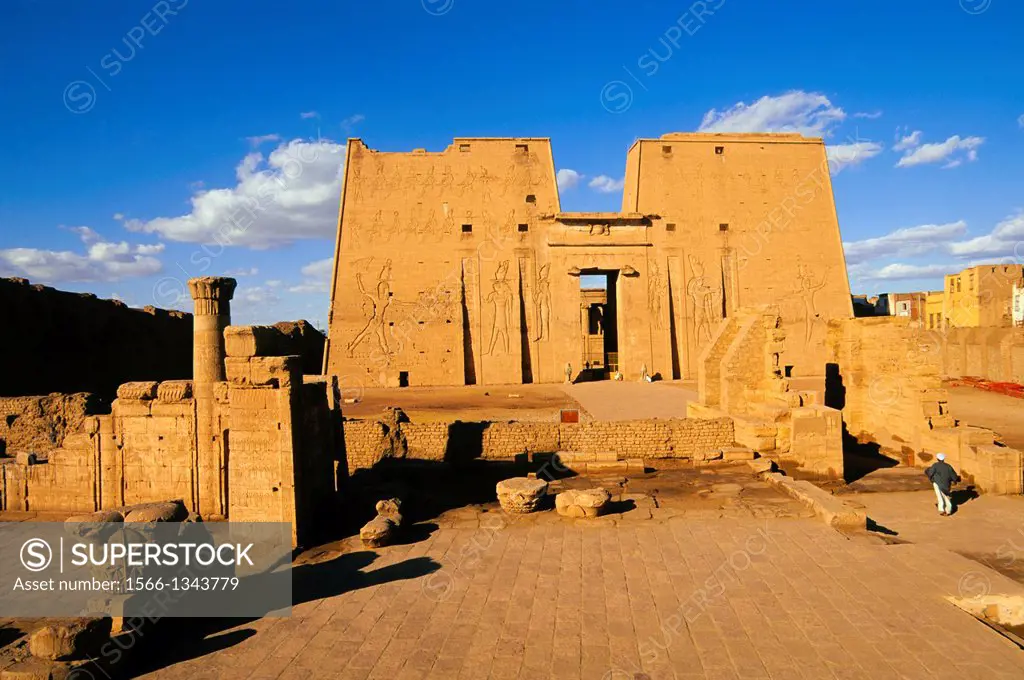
[324,134,854,385]
[578,269,619,379]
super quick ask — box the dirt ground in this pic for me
[946,385,1024,450]
[340,383,583,422]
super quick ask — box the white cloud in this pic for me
[63,226,101,243]
[1018,113,1024,128]
[826,141,884,172]
[948,210,1024,258]
[556,169,584,191]
[300,111,319,120]
[896,134,984,168]
[0,229,164,283]
[853,111,883,119]
[341,114,365,131]
[588,175,624,194]
[237,284,280,306]
[843,221,967,264]
[223,266,259,277]
[893,130,922,151]
[121,138,346,249]
[288,258,333,293]
[698,91,846,136]
[247,134,281,147]
[856,262,961,281]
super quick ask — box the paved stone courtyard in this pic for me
[135,510,1024,679]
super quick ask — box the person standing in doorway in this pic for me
[925,453,961,516]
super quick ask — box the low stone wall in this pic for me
[936,327,1024,383]
[342,416,735,474]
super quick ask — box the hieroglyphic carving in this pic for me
[484,260,513,355]
[533,264,551,342]
[347,259,394,359]
[687,255,721,343]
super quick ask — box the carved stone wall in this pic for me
[0,334,340,547]
[325,133,853,387]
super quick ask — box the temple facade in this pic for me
[324,133,853,386]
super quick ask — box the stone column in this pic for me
[188,277,236,518]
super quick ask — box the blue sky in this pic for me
[1,0,1022,326]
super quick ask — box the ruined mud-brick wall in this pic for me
[0,393,106,457]
[556,419,734,459]
[342,416,734,473]
[934,327,1024,383]
[0,278,191,399]
[827,316,1023,494]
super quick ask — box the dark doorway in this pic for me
[398,371,409,387]
[578,270,619,379]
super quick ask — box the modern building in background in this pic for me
[943,264,1024,328]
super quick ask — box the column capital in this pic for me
[189,277,236,316]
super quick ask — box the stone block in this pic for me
[156,380,193,403]
[721,446,755,461]
[360,516,395,547]
[555,488,610,518]
[122,500,188,523]
[375,498,403,525]
[496,477,548,514]
[747,457,776,474]
[765,473,866,531]
[224,325,290,358]
[115,382,158,401]
[28,617,112,660]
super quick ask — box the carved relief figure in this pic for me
[503,210,517,234]
[478,166,493,201]
[370,210,384,239]
[484,260,513,355]
[347,259,394,358]
[796,264,830,345]
[457,167,476,196]
[648,261,665,330]
[371,163,388,196]
[533,264,551,342]
[439,164,454,190]
[687,255,720,342]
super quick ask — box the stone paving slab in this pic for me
[137,519,1024,679]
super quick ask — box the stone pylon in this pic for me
[188,276,236,518]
